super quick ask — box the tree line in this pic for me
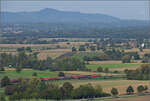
[0,76,148,101]
[73,48,140,63]
[0,50,86,72]
[2,78,110,100]
[125,64,150,80]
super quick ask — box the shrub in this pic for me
[60,82,73,98]
[32,72,38,77]
[1,76,10,87]
[122,55,131,63]
[0,67,5,71]
[79,45,86,51]
[16,66,22,73]
[58,72,65,77]
[104,68,109,73]
[72,47,77,52]
[137,85,145,94]
[113,70,119,73]
[111,88,118,96]
[144,85,148,93]
[126,86,134,95]
[97,67,103,72]
[72,84,95,99]
[5,85,17,95]
[124,69,129,74]
[0,94,6,101]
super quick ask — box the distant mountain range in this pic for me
[1,8,149,28]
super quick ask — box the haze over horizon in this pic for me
[1,1,149,20]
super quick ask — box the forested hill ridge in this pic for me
[1,8,150,40]
[1,8,149,28]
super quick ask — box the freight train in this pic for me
[9,74,103,83]
[40,74,103,81]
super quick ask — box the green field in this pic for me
[0,63,141,79]
[86,63,141,71]
[0,70,57,79]
[73,52,102,59]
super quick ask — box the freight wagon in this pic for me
[9,74,103,84]
[40,74,103,81]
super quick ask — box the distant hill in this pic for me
[1,8,150,40]
[1,8,149,28]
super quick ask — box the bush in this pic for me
[58,72,65,77]
[126,86,134,95]
[72,47,77,52]
[60,82,73,98]
[53,57,85,71]
[125,64,150,80]
[100,93,111,97]
[79,45,86,51]
[72,84,95,99]
[104,68,109,73]
[111,88,118,96]
[1,76,10,87]
[124,69,129,74]
[94,85,103,97]
[26,47,32,52]
[9,92,22,101]
[81,68,91,72]
[97,67,103,72]
[0,67,5,71]
[122,55,131,63]
[137,85,145,94]
[32,72,38,76]
[5,85,17,95]
[113,70,119,73]
[144,85,148,93]
[16,66,22,73]
[0,94,6,101]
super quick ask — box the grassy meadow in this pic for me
[0,69,57,79]
[86,63,141,71]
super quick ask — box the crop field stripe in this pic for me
[0,70,57,79]
[86,63,141,71]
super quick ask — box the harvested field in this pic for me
[40,38,97,42]
[37,49,72,59]
[125,48,150,57]
[54,80,149,95]
[0,44,57,47]
[63,71,123,76]
[99,95,150,101]
[89,61,122,64]
[0,51,17,55]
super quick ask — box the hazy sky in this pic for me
[1,1,149,20]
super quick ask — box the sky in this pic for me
[1,1,149,20]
